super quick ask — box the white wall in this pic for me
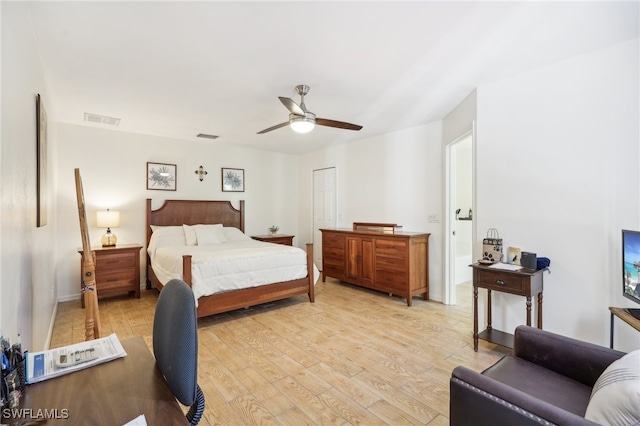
[1,2,58,351]
[298,122,445,301]
[476,39,640,352]
[55,123,300,301]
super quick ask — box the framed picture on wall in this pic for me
[222,168,244,192]
[36,94,48,227]
[147,162,177,191]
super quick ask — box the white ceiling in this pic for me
[26,1,638,155]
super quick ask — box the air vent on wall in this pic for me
[197,133,219,139]
[84,112,121,126]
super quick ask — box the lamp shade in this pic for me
[96,210,120,228]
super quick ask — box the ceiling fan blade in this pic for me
[279,97,305,116]
[316,118,363,131]
[257,122,289,134]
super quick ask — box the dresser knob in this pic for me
[496,280,505,286]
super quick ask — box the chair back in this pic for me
[153,279,198,407]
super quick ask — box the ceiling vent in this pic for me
[84,112,121,126]
[197,133,219,139]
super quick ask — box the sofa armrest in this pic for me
[513,326,625,387]
[451,366,600,426]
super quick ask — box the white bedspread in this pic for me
[150,240,319,300]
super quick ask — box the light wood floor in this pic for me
[51,279,508,425]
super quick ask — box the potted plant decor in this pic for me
[269,225,279,236]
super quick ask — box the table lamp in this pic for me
[96,209,120,247]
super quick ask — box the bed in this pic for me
[145,199,316,318]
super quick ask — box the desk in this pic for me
[4,337,187,425]
[609,307,640,349]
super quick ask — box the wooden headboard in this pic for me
[146,199,245,248]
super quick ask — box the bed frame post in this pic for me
[183,255,193,285]
[306,243,315,302]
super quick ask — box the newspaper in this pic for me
[488,262,522,271]
[25,333,127,384]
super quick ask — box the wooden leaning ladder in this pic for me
[74,168,101,340]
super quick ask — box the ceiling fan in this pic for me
[257,85,363,134]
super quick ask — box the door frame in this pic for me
[444,125,476,305]
[312,166,337,268]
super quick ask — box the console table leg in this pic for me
[537,292,543,329]
[610,311,614,349]
[487,289,492,331]
[526,297,532,326]
[473,285,479,352]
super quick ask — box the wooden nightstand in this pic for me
[251,234,294,246]
[78,243,143,307]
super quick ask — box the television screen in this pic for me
[622,230,640,316]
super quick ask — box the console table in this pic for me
[609,307,640,348]
[471,263,545,351]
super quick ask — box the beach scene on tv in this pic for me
[624,231,640,300]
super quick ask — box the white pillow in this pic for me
[223,227,251,242]
[183,225,197,246]
[584,349,640,425]
[194,224,225,245]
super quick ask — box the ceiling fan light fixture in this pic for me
[290,118,314,133]
[290,113,315,134]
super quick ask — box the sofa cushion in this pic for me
[584,349,640,426]
[482,355,593,416]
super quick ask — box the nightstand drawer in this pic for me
[96,267,136,284]
[96,252,136,270]
[476,269,526,295]
[96,271,137,291]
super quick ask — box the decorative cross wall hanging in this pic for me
[195,165,208,181]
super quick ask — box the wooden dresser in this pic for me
[320,227,430,305]
[78,244,142,307]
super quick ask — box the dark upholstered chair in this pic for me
[450,325,627,426]
[153,279,205,425]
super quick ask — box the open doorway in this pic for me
[444,133,473,305]
[312,167,337,268]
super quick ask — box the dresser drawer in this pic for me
[375,268,407,292]
[375,239,408,258]
[375,255,406,271]
[96,252,136,270]
[323,247,345,260]
[475,269,527,295]
[322,233,345,248]
[323,265,345,280]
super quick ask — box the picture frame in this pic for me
[221,168,244,192]
[147,162,177,191]
[36,94,48,227]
